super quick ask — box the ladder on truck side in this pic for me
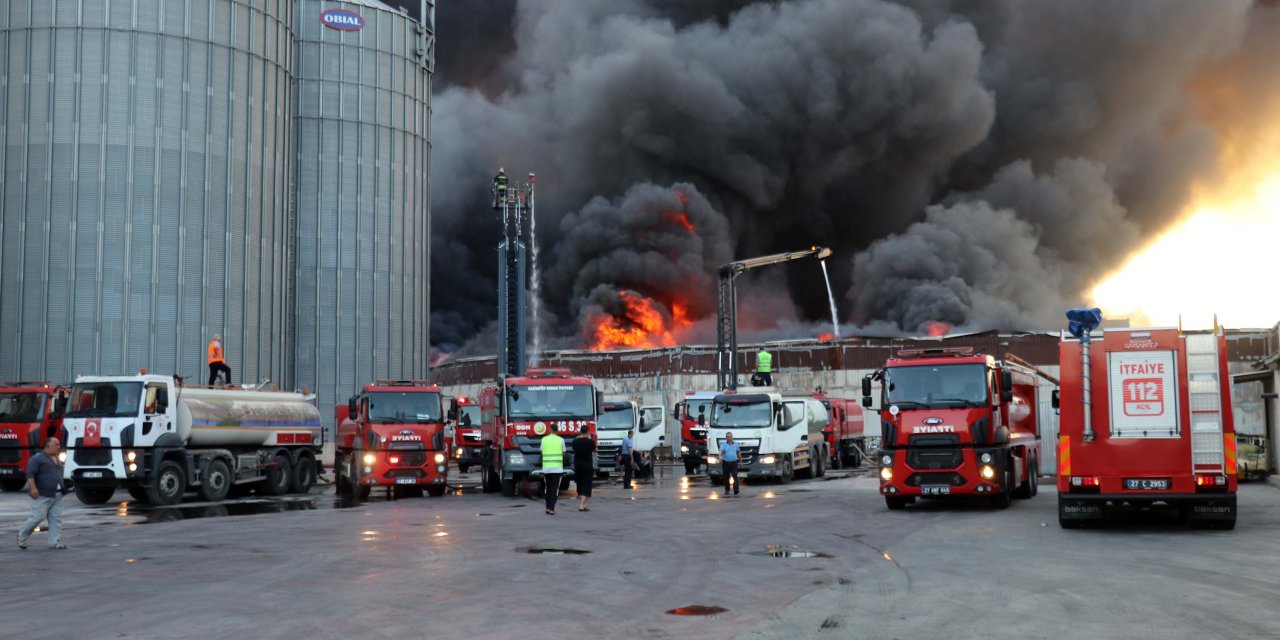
[1186,332,1225,473]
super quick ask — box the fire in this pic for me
[663,210,695,233]
[817,332,834,341]
[587,291,693,350]
[922,321,950,337]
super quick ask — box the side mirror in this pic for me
[861,396,873,409]
[155,388,169,414]
[52,396,66,418]
[596,390,605,413]
[697,414,706,427]
[1051,389,1060,409]
[1001,370,1014,402]
[348,397,357,417]
[861,375,873,407]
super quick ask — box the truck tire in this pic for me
[1,478,26,492]
[1013,456,1034,500]
[501,475,517,497]
[75,485,115,505]
[684,459,698,475]
[885,496,909,510]
[779,459,794,484]
[1029,459,1039,497]
[796,454,813,480]
[426,485,448,498]
[815,449,827,478]
[127,484,150,503]
[480,460,498,493]
[991,466,1013,509]
[334,454,348,495]
[458,463,471,475]
[198,458,232,503]
[830,449,842,471]
[291,456,316,494]
[260,453,292,496]
[147,460,187,506]
[357,484,371,500]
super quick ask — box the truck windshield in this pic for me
[66,382,143,418]
[458,406,481,428]
[507,384,595,420]
[598,405,634,431]
[0,393,47,421]
[368,392,443,423]
[712,399,772,428]
[884,364,988,408]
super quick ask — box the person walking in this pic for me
[755,348,773,387]
[17,437,67,550]
[540,427,566,515]
[207,334,232,386]
[620,429,636,489]
[719,432,741,496]
[571,425,595,512]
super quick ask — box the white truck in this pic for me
[595,400,666,479]
[61,374,322,506]
[706,391,830,485]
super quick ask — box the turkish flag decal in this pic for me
[85,419,102,447]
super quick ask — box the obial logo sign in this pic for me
[321,8,364,31]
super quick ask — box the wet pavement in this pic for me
[3,464,1280,639]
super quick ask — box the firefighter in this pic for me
[207,334,232,386]
[755,348,773,387]
[492,168,508,206]
[540,428,566,516]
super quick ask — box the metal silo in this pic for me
[0,0,295,385]
[293,0,433,430]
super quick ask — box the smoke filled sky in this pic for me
[431,0,1279,352]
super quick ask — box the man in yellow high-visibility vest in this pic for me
[540,428,565,516]
[755,349,773,387]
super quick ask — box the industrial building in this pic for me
[0,0,434,429]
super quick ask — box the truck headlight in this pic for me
[507,453,526,466]
[760,455,776,465]
[707,455,719,464]
[881,454,892,466]
[980,452,993,464]
[363,453,376,465]
[980,465,996,480]
[128,463,138,473]
[126,450,137,463]
[880,467,893,481]
[680,445,690,453]
[434,453,445,464]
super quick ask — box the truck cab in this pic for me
[706,391,830,484]
[447,395,483,474]
[0,383,68,492]
[673,390,716,475]
[812,391,866,469]
[336,381,449,498]
[596,400,666,479]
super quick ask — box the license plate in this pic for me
[395,477,417,485]
[83,471,104,479]
[1124,478,1169,490]
[921,485,950,496]
[0,467,14,475]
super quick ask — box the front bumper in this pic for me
[878,447,1009,497]
[361,450,449,486]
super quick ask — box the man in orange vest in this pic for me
[207,334,232,386]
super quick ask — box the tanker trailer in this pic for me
[61,374,322,506]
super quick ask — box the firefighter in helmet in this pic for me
[492,168,508,207]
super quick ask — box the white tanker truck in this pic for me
[61,374,322,506]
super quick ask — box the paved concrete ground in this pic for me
[2,467,1278,640]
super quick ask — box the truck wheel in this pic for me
[830,450,842,471]
[74,485,115,505]
[198,459,232,502]
[458,463,471,475]
[777,459,794,484]
[1013,457,1034,500]
[426,485,448,498]
[1,478,26,492]
[684,460,697,475]
[885,496,909,510]
[357,484,371,500]
[334,454,348,495]
[991,466,1013,509]
[127,484,150,503]
[291,456,316,494]
[501,475,517,497]
[147,460,187,506]
[480,461,497,493]
[260,453,293,496]
[815,450,827,478]
[1029,460,1039,497]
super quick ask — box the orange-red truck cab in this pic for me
[672,390,715,475]
[448,395,483,474]
[0,383,68,492]
[478,368,600,497]
[864,348,1054,510]
[1057,327,1237,529]
[335,381,449,498]
[812,391,866,469]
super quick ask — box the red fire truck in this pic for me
[448,395,483,474]
[478,368,600,497]
[335,381,449,499]
[0,383,68,492]
[672,390,715,475]
[1057,326,1237,529]
[812,391,866,469]
[864,348,1055,510]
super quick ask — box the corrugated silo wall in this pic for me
[0,0,295,384]
[293,1,432,433]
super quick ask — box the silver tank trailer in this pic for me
[173,387,322,448]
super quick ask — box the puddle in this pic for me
[748,545,833,559]
[518,546,591,555]
[476,513,494,517]
[666,605,728,616]
[135,499,318,523]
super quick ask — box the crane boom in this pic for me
[715,246,833,390]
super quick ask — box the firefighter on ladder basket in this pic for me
[752,348,773,387]
[492,167,508,207]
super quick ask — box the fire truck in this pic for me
[0,383,69,492]
[706,391,830,484]
[1057,324,1237,529]
[478,367,601,497]
[448,395,484,474]
[812,390,866,469]
[673,390,715,475]
[864,348,1055,510]
[335,381,449,499]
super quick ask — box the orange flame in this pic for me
[922,321,950,337]
[817,332,834,341]
[587,291,693,350]
[663,210,696,233]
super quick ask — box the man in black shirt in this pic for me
[571,425,596,511]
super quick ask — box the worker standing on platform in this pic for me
[207,334,232,386]
[755,348,773,387]
[493,168,508,206]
